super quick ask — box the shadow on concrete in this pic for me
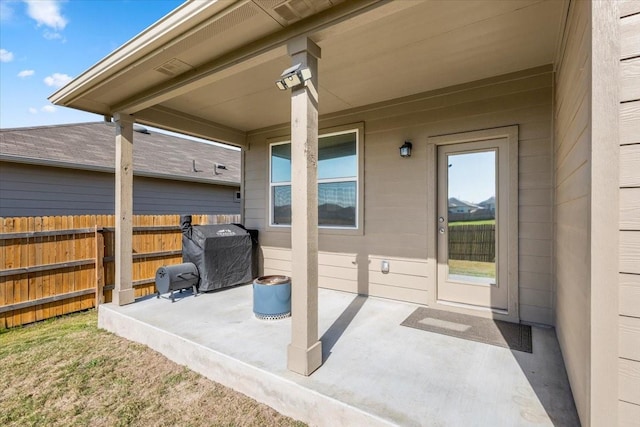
[506,328,581,426]
[320,295,367,362]
[148,287,198,304]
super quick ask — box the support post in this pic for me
[113,113,135,306]
[287,37,322,376]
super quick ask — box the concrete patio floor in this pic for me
[98,285,579,426]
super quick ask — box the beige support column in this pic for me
[589,1,619,424]
[287,37,322,376]
[113,113,135,306]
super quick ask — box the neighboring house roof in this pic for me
[479,196,495,206]
[0,122,240,186]
[448,197,482,209]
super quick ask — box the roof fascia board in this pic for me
[0,155,239,187]
[134,105,248,148]
[132,170,240,187]
[0,154,114,174]
[110,0,389,114]
[49,0,236,106]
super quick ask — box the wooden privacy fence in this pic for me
[0,214,240,329]
[448,224,495,262]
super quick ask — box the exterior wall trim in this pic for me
[590,0,620,424]
[263,122,365,237]
[427,125,520,323]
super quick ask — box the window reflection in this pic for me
[270,131,358,228]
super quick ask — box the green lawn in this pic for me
[449,259,496,278]
[0,310,305,427]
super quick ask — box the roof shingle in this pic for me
[0,122,240,185]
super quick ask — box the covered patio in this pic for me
[50,0,634,424]
[51,0,571,376]
[98,285,579,426]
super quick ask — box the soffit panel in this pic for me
[87,1,283,106]
[188,86,350,130]
[162,54,292,114]
[318,0,563,107]
[153,0,563,133]
[159,57,351,131]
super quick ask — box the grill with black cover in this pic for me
[182,219,258,292]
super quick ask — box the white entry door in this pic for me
[436,138,510,312]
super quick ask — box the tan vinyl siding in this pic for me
[620,188,640,229]
[621,0,640,18]
[368,255,430,305]
[553,0,592,422]
[620,316,640,361]
[621,58,640,101]
[619,0,640,419]
[262,247,358,293]
[245,65,554,324]
[620,102,640,145]
[0,162,240,217]
[620,400,640,427]
[620,144,640,186]
[619,358,640,406]
[620,273,640,318]
[620,13,640,59]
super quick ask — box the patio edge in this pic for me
[97,303,397,427]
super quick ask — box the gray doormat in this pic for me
[401,307,532,353]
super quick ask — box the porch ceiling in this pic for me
[51,0,565,143]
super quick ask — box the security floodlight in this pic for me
[275,63,312,90]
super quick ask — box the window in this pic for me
[270,129,359,229]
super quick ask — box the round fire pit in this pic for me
[253,275,291,320]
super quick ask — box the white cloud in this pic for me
[28,107,38,114]
[24,0,68,31]
[18,69,35,78]
[0,48,14,62]
[44,72,72,88]
[41,105,56,113]
[43,30,64,41]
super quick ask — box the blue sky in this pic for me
[0,0,184,129]
[448,151,495,204]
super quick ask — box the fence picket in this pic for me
[0,213,240,328]
[448,224,496,262]
[0,219,7,328]
[18,216,27,325]
[26,217,36,324]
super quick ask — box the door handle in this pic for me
[438,216,446,234]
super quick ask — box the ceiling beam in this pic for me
[111,0,391,115]
[133,105,247,148]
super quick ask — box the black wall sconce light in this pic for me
[400,141,412,158]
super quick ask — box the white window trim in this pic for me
[267,123,364,235]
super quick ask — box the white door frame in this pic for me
[426,126,519,323]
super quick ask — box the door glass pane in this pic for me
[447,150,496,284]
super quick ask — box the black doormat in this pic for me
[401,307,532,353]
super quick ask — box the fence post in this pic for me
[95,226,105,307]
